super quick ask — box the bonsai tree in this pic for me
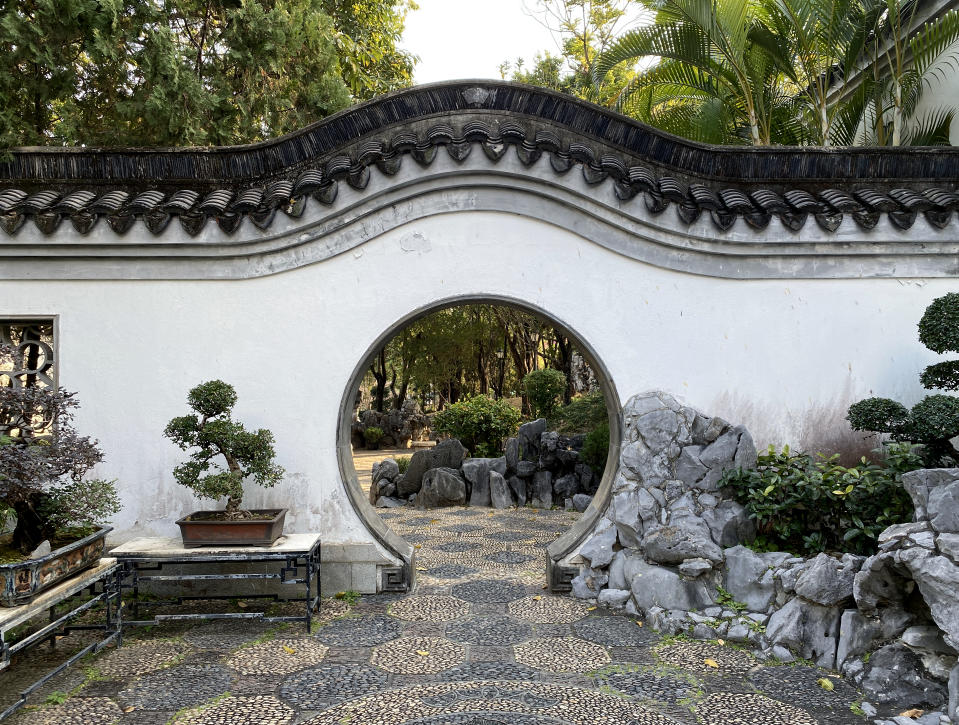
[164,380,285,518]
[0,343,119,553]
[848,292,959,466]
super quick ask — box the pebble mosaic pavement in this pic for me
[3,503,868,724]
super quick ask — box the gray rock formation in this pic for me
[400,438,467,497]
[463,458,491,507]
[489,471,513,509]
[531,471,553,509]
[766,597,842,668]
[861,643,948,713]
[794,553,861,607]
[416,467,467,508]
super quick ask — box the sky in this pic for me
[402,0,560,84]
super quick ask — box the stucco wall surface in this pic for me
[1,210,953,563]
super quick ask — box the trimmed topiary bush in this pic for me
[848,292,959,466]
[522,368,567,420]
[433,394,521,457]
[164,380,285,518]
[721,443,922,555]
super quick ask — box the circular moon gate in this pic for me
[335,294,622,592]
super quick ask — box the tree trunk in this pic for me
[370,348,387,412]
[12,494,51,554]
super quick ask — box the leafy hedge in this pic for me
[522,368,567,420]
[433,395,521,457]
[720,444,922,555]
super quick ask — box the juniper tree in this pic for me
[164,380,285,518]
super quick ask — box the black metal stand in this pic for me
[0,560,123,721]
[115,537,321,632]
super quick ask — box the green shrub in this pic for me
[551,391,607,433]
[433,395,521,457]
[581,422,610,478]
[522,368,567,420]
[720,443,922,555]
[164,380,285,517]
[395,456,411,474]
[363,426,384,449]
[848,292,959,466]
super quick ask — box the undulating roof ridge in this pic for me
[1,80,958,236]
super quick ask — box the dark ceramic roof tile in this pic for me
[128,190,166,212]
[198,189,234,213]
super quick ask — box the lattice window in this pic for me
[0,320,56,390]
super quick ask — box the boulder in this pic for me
[642,523,723,565]
[375,496,406,508]
[678,558,713,577]
[571,566,608,599]
[837,609,880,670]
[950,663,959,724]
[399,438,467,497]
[860,643,947,713]
[571,494,592,512]
[635,408,682,453]
[854,552,914,615]
[630,559,714,612]
[575,463,596,493]
[902,469,959,523]
[580,522,617,569]
[489,457,508,477]
[673,445,707,485]
[794,552,861,606]
[702,500,755,547]
[505,437,519,472]
[463,459,491,507]
[928,477,959,534]
[609,489,658,549]
[489,471,513,509]
[765,597,842,668]
[372,458,399,485]
[416,467,467,508]
[724,545,778,612]
[937,533,959,563]
[554,473,580,500]
[899,547,959,651]
[516,460,537,478]
[598,589,631,608]
[517,418,546,462]
[531,471,553,509]
[508,476,527,506]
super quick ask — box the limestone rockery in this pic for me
[573,391,959,722]
[368,419,599,511]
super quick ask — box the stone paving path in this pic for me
[3,505,867,725]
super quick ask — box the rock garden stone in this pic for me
[937,533,959,563]
[505,436,519,470]
[515,460,537,477]
[642,523,723,565]
[373,458,399,485]
[554,473,580,500]
[837,609,881,671]
[376,496,406,508]
[531,471,553,508]
[678,558,712,577]
[571,493,592,512]
[517,418,546,461]
[898,548,959,651]
[765,597,842,668]
[701,500,755,547]
[489,471,513,509]
[580,521,617,569]
[861,642,948,712]
[903,469,959,522]
[462,458,490,506]
[416,467,467,508]
[723,545,778,612]
[794,552,861,606]
[597,588,630,608]
[507,475,527,505]
[400,438,467,497]
[629,559,714,611]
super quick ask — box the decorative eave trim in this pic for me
[2,81,959,239]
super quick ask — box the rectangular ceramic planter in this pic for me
[0,526,111,607]
[175,509,287,548]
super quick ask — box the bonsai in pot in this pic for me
[164,380,286,547]
[0,342,120,606]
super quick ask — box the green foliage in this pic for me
[363,426,384,448]
[849,293,959,466]
[581,422,610,478]
[334,589,361,605]
[721,444,921,555]
[395,456,411,474]
[1,0,416,149]
[552,391,608,433]
[433,395,522,458]
[164,380,285,514]
[523,368,567,420]
[715,586,748,613]
[38,478,120,535]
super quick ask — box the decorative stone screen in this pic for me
[0,320,56,389]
